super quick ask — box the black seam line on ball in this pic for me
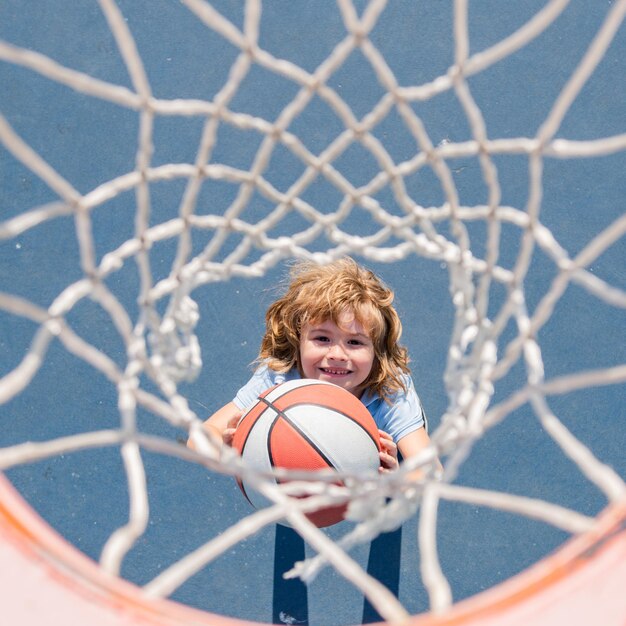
[259,396,337,470]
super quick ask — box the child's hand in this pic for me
[378,430,398,473]
[222,414,240,447]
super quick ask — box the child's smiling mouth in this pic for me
[320,367,352,376]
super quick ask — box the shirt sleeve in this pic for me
[232,365,299,410]
[376,376,426,443]
[233,365,274,411]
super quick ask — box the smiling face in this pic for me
[298,311,376,398]
[259,259,410,402]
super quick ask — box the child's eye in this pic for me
[348,339,364,346]
[313,335,329,342]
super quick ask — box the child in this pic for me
[191,257,435,474]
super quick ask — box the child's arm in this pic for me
[397,427,442,478]
[187,402,242,451]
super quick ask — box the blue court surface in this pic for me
[0,2,624,624]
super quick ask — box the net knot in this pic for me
[351,127,365,141]
[351,27,367,46]
[269,125,284,141]
[148,296,202,384]
[448,64,465,84]
[306,76,322,93]
[242,41,257,59]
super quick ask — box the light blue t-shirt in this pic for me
[233,365,426,443]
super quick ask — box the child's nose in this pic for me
[328,343,347,359]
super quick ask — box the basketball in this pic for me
[231,379,382,527]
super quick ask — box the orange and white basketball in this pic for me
[231,379,382,527]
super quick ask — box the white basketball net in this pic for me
[1,0,625,622]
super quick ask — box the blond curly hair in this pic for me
[258,258,410,402]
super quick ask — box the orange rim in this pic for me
[1,472,625,626]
